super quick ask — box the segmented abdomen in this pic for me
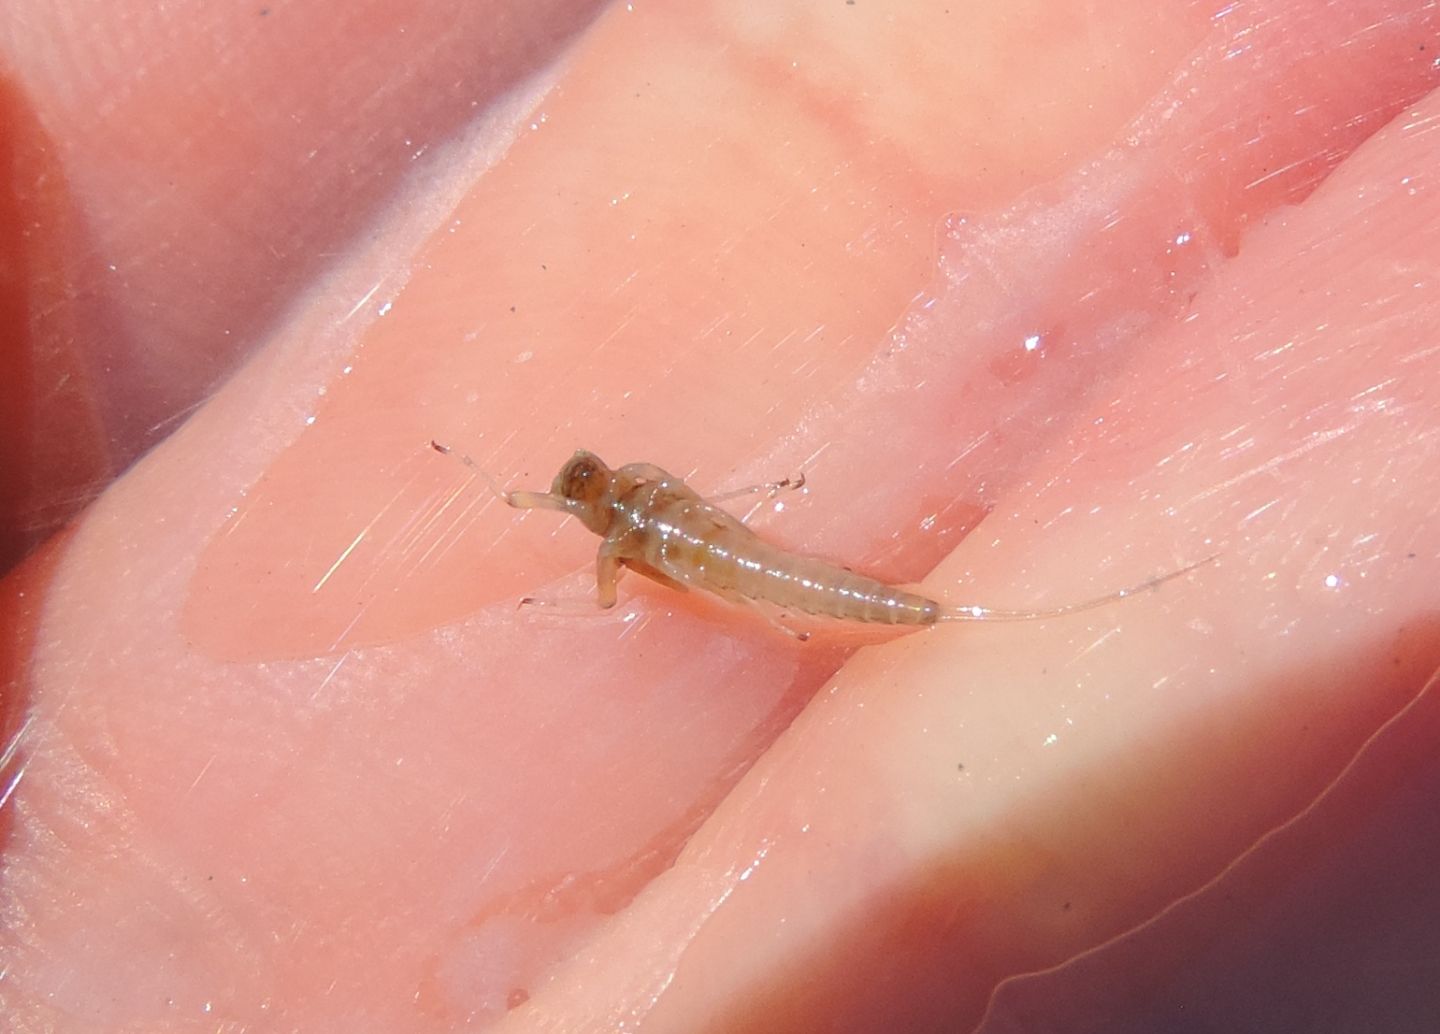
[734,543,940,624]
[636,492,939,626]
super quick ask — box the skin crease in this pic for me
[3,3,1440,1034]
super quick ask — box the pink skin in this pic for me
[4,2,1440,1031]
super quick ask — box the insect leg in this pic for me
[513,541,632,613]
[620,557,691,593]
[595,546,623,609]
[709,471,806,505]
[743,600,812,641]
[518,594,622,615]
[697,581,813,641]
[518,565,631,615]
[761,610,811,641]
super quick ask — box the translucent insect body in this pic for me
[432,442,1210,640]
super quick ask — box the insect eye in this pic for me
[562,458,600,500]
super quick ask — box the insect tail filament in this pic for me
[937,553,1218,623]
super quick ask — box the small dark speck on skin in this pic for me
[1062,901,1072,912]
[509,305,517,312]
[1407,552,1417,558]
[259,6,269,15]
[956,763,965,772]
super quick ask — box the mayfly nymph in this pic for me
[432,442,1211,639]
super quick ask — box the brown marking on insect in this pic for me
[430,442,1214,639]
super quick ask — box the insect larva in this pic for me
[432,442,1211,638]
